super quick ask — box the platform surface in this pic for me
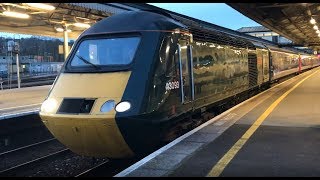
[0,85,50,119]
[117,67,320,177]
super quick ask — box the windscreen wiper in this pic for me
[76,54,101,70]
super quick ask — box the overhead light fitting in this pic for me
[25,3,55,11]
[73,22,91,28]
[316,30,320,34]
[310,18,316,24]
[314,25,318,30]
[55,27,63,32]
[56,27,71,32]
[2,11,30,19]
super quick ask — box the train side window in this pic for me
[165,51,177,77]
[159,35,177,77]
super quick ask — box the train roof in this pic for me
[80,10,187,37]
[119,4,313,55]
[80,9,313,56]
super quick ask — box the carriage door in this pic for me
[268,50,273,82]
[177,37,194,104]
[248,52,258,88]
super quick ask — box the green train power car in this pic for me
[39,10,319,158]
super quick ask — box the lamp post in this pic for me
[15,44,20,88]
[14,34,21,88]
[63,25,69,61]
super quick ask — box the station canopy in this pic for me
[228,3,320,51]
[0,3,130,39]
[1,3,319,52]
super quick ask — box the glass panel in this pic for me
[159,36,178,77]
[179,39,191,102]
[70,37,140,67]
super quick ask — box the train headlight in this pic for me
[115,101,131,112]
[41,98,57,113]
[100,100,115,113]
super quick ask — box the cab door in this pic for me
[177,36,195,106]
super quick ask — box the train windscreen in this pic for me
[69,36,140,69]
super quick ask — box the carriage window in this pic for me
[70,36,140,67]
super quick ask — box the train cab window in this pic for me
[70,36,140,68]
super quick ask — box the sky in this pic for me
[0,3,261,39]
[149,3,261,30]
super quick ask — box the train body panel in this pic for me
[189,40,251,109]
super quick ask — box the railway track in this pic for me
[0,114,131,177]
[0,138,66,173]
[0,136,139,177]
[0,137,109,177]
[75,161,110,177]
[75,158,140,177]
[0,116,55,155]
[0,148,110,177]
[0,148,70,176]
[0,138,57,157]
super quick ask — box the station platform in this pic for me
[116,66,320,177]
[0,85,50,120]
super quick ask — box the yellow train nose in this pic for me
[40,113,134,158]
[39,72,134,158]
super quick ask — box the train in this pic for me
[39,10,320,159]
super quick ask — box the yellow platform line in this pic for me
[207,69,319,177]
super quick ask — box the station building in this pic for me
[0,55,63,78]
[237,25,292,44]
